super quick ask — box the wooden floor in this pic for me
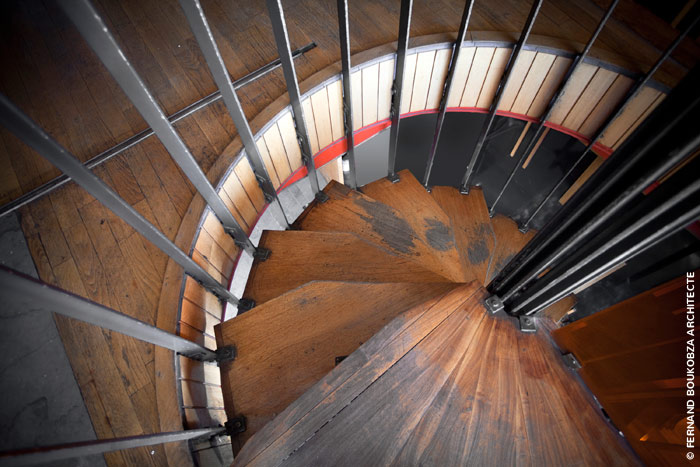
[232,283,639,466]
[2,0,698,464]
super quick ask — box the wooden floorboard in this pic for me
[236,286,639,466]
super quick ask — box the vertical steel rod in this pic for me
[520,13,700,230]
[422,0,474,189]
[0,43,315,220]
[57,0,257,253]
[459,0,542,193]
[488,64,700,296]
[337,0,358,189]
[387,0,414,182]
[0,427,226,467]
[0,267,220,361]
[178,0,289,229]
[514,200,700,315]
[266,0,324,200]
[500,130,700,303]
[0,94,238,305]
[488,0,619,216]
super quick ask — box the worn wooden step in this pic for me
[489,214,536,282]
[293,181,461,282]
[244,230,447,304]
[430,186,496,285]
[235,286,638,466]
[359,170,466,282]
[214,280,459,451]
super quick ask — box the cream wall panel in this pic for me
[301,98,320,154]
[527,55,572,117]
[378,59,395,121]
[460,47,494,108]
[510,52,556,115]
[548,63,597,125]
[277,112,303,171]
[263,124,292,184]
[362,63,380,125]
[255,138,280,188]
[351,70,363,130]
[446,46,475,108]
[399,53,418,114]
[476,47,510,108]
[326,80,345,142]
[578,74,634,138]
[410,50,436,112]
[498,49,536,111]
[311,88,334,150]
[562,67,618,131]
[426,48,451,109]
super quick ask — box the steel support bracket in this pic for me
[519,315,537,333]
[424,185,432,193]
[315,191,330,203]
[562,353,582,370]
[460,186,470,195]
[238,298,255,313]
[387,172,400,184]
[253,247,271,262]
[518,223,530,234]
[224,416,247,435]
[484,295,504,314]
[214,345,237,364]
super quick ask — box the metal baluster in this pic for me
[266,0,327,201]
[422,0,474,189]
[0,427,227,467]
[57,0,258,255]
[0,94,238,305]
[519,13,700,231]
[178,0,289,231]
[0,267,234,362]
[459,0,542,194]
[488,0,619,216]
[387,0,414,183]
[337,0,358,189]
[0,43,315,220]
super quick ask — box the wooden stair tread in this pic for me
[236,287,638,466]
[430,186,496,285]
[359,170,467,282]
[489,214,536,282]
[214,280,459,450]
[244,230,447,304]
[293,181,461,282]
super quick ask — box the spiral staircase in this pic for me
[1,0,699,465]
[212,169,638,464]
